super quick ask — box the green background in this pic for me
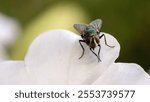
[0,0,150,72]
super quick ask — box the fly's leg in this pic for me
[99,34,115,48]
[90,48,101,62]
[98,44,101,61]
[79,40,85,59]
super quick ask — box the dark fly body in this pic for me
[74,19,114,62]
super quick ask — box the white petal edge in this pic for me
[92,63,150,85]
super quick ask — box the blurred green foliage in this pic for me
[0,0,150,72]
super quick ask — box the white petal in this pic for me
[0,29,148,85]
[24,30,120,84]
[93,63,150,85]
[68,32,120,84]
[24,30,80,84]
[0,61,32,84]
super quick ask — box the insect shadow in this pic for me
[74,19,115,62]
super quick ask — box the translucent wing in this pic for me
[89,19,102,33]
[73,24,88,35]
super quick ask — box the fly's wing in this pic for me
[73,24,87,35]
[89,19,102,34]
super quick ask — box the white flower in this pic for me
[0,13,21,47]
[0,30,149,84]
[0,13,21,61]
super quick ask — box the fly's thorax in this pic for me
[85,26,97,34]
[80,26,97,39]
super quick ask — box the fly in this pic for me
[73,19,114,62]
